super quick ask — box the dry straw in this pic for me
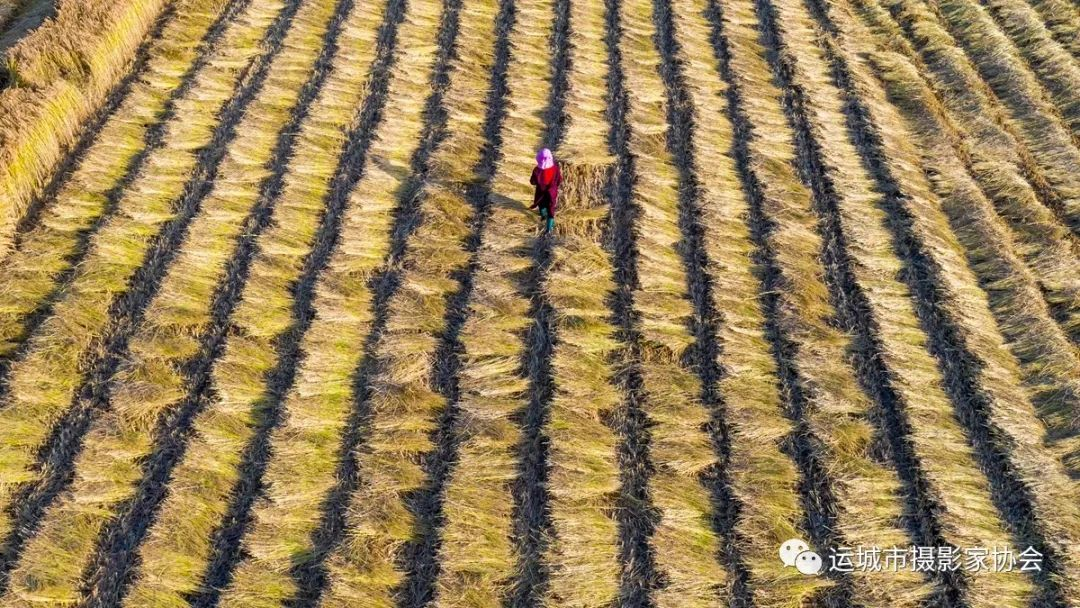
[615,0,735,604]
[219,0,448,603]
[716,0,911,603]
[715,0,941,602]
[0,0,282,551]
[0,0,342,602]
[727,0,940,603]
[866,48,1080,480]
[821,5,1080,599]
[967,0,1080,139]
[118,0,389,602]
[846,0,1080,346]
[859,0,1080,242]
[534,0,620,600]
[314,6,494,604]
[0,0,341,600]
[910,0,1080,234]
[669,0,816,606]
[431,0,554,603]
[1019,0,1080,59]
[0,0,232,358]
[800,11,1037,605]
[0,0,171,255]
[537,161,622,608]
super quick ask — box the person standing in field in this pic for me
[530,147,561,233]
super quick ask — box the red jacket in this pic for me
[530,164,562,211]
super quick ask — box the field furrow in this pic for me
[846,0,1080,346]
[0,0,248,367]
[644,2,744,605]
[296,5,496,605]
[115,0,397,602]
[884,0,1080,236]
[672,0,947,604]
[422,0,552,602]
[710,0,948,603]
[494,11,567,608]
[0,0,294,576]
[214,0,460,603]
[759,0,1051,604]
[613,0,754,602]
[0,0,352,602]
[865,50,1080,480]
[503,8,576,600]
[669,0,813,606]
[600,5,661,604]
[355,4,498,602]
[971,0,1080,134]
[533,0,622,603]
[0,1,21,33]
[0,0,173,256]
[807,2,1080,602]
[1020,0,1080,59]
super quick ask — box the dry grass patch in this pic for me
[0,0,232,357]
[1020,0,1080,59]
[846,0,1080,345]
[538,161,621,608]
[0,0,344,602]
[532,0,621,600]
[116,1,390,602]
[430,0,553,603]
[219,0,451,604]
[0,0,171,254]
[971,0,1080,137]
[685,0,937,604]
[0,0,282,549]
[671,0,810,605]
[868,49,1080,480]
[908,0,1080,235]
[819,9,1080,599]
[616,0,736,603]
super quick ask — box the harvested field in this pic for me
[0,0,1077,604]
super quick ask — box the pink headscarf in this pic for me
[536,148,554,170]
